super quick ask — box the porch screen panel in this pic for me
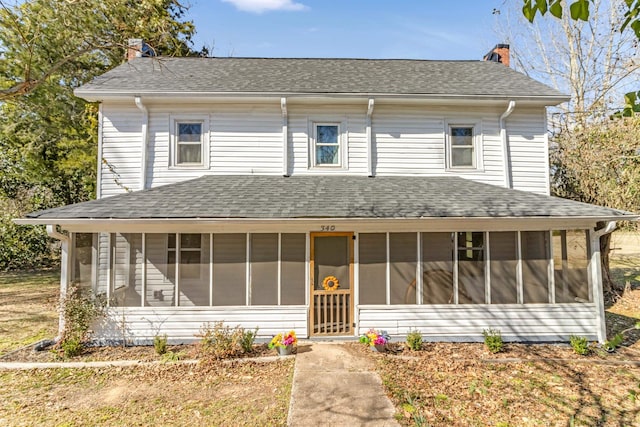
[72,233,94,290]
[489,232,518,304]
[96,232,110,297]
[457,232,485,304]
[145,233,175,307]
[178,234,210,306]
[358,233,387,305]
[390,233,417,305]
[281,234,306,305]
[422,232,454,304]
[111,233,143,307]
[554,230,590,303]
[522,231,550,303]
[250,234,278,305]
[314,236,349,290]
[213,234,246,306]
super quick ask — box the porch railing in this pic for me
[311,289,351,335]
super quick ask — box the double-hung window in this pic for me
[177,122,203,165]
[313,123,341,167]
[448,125,477,169]
[168,234,202,280]
[171,116,209,168]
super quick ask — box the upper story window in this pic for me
[447,125,479,170]
[170,116,209,169]
[313,123,342,167]
[177,123,203,164]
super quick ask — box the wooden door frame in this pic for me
[309,232,355,336]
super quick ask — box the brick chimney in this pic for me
[483,44,510,67]
[127,38,144,61]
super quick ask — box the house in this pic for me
[18,43,637,344]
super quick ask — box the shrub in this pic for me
[406,330,423,351]
[59,286,105,357]
[240,328,258,353]
[153,334,168,355]
[482,328,504,354]
[60,337,83,358]
[569,335,590,355]
[196,321,257,359]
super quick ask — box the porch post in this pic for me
[47,225,70,338]
[589,221,616,344]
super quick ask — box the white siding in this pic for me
[98,101,550,196]
[507,108,550,194]
[95,306,307,344]
[288,104,368,175]
[358,304,597,341]
[100,104,143,197]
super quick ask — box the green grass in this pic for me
[0,269,59,355]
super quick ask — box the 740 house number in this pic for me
[320,225,336,231]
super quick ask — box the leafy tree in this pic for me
[0,0,197,270]
[551,115,640,292]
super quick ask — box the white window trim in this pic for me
[309,120,348,170]
[169,115,210,169]
[445,121,483,171]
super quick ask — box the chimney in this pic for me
[127,38,144,61]
[483,44,510,67]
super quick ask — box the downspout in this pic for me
[281,97,289,176]
[590,221,617,344]
[366,98,375,177]
[134,96,148,190]
[47,225,70,344]
[96,104,104,199]
[499,100,516,188]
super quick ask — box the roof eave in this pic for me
[73,89,570,106]
[14,215,637,227]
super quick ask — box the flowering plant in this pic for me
[359,329,390,346]
[268,330,297,349]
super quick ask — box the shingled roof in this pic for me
[75,57,567,101]
[25,176,633,221]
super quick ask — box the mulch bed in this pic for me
[0,342,275,363]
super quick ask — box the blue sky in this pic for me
[186,0,505,60]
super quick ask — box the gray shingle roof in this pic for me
[26,175,633,220]
[75,57,567,100]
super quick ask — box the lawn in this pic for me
[0,270,58,356]
[0,270,293,426]
[0,360,294,426]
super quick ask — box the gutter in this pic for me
[500,100,516,188]
[75,90,570,104]
[46,225,69,344]
[134,96,149,190]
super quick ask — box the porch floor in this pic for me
[287,342,399,426]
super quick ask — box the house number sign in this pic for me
[320,225,336,231]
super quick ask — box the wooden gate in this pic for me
[310,232,354,336]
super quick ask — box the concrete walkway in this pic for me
[287,343,399,426]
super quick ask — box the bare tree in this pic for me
[496,0,640,121]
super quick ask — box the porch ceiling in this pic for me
[21,175,636,223]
